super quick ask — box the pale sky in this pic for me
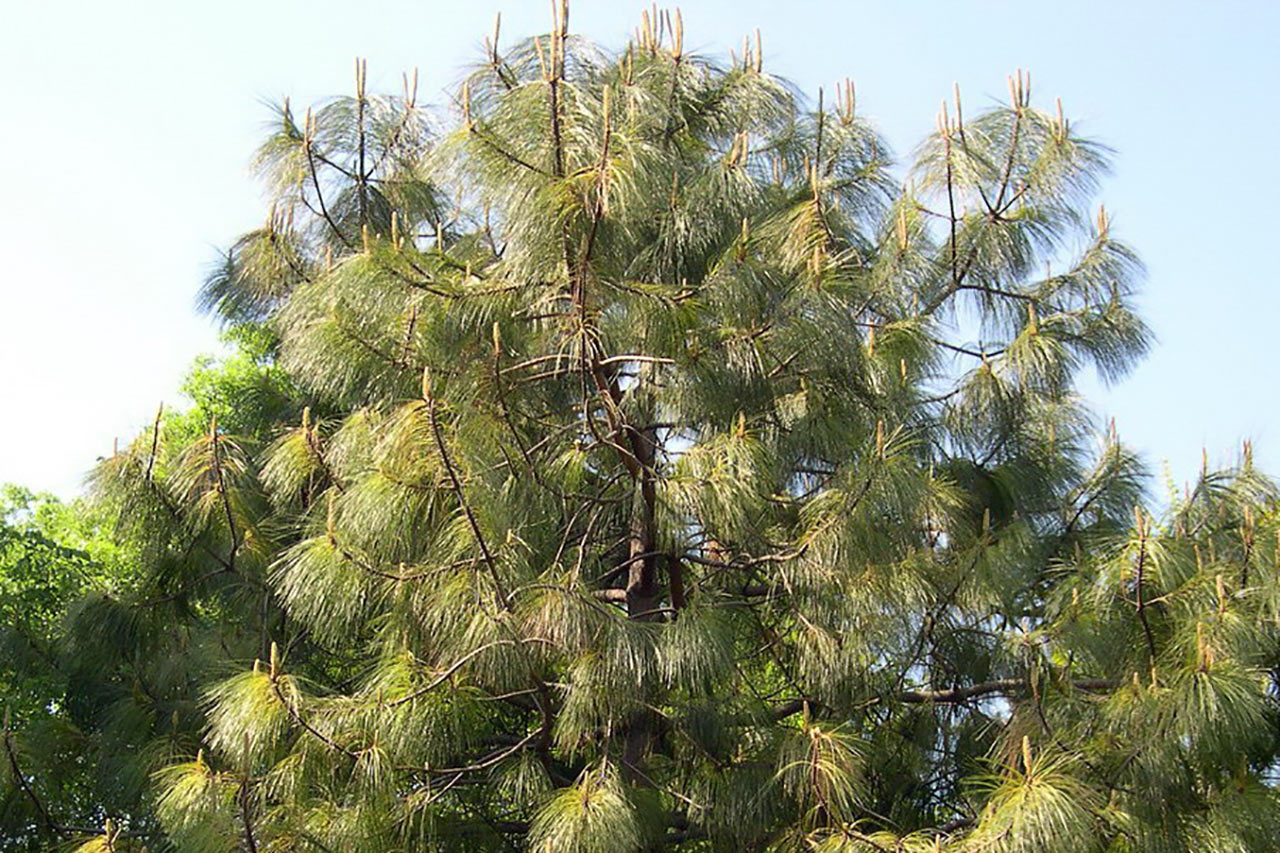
[2,0,1276,498]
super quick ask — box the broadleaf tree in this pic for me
[16,4,1280,851]
[0,487,145,849]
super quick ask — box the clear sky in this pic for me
[2,0,1276,498]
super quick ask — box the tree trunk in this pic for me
[623,422,661,781]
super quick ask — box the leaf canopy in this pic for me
[8,7,1280,853]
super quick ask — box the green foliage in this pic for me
[529,764,644,853]
[165,323,302,446]
[0,488,141,850]
[9,7,1280,853]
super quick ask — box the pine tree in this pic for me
[23,5,1280,852]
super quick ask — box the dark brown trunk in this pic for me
[622,423,661,781]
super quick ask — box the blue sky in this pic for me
[2,0,1276,498]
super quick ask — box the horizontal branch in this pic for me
[772,678,1115,718]
[897,678,1113,703]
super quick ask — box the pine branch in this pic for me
[424,388,511,610]
[387,638,554,707]
[238,772,260,853]
[209,423,240,574]
[1,727,132,839]
[772,678,1116,718]
[418,729,539,775]
[145,402,162,483]
[1132,508,1158,664]
[303,131,352,248]
[356,58,369,225]
[269,673,359,760]
[3,727,56,836]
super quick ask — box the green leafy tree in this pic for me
[0,487,138,848]
[166,324,301,446]
[26,5,1280,852]
[0,328,304,850]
